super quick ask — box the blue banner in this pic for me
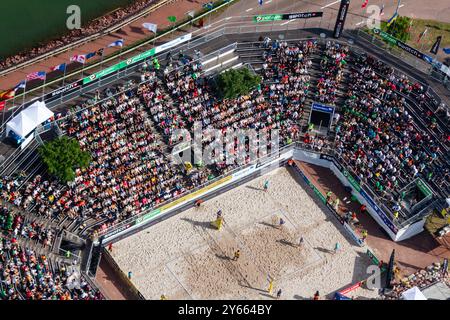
[360,189,398,234]
[312,102,335,114]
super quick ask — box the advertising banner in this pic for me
[372,28,434,64]
[360,189,398,233]
[253,12,323,23]
[45,79,83,100]
[333,0,350,38]
[312,102,335,114]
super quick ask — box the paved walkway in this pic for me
[296,161,450,278]
[0,0,211,91]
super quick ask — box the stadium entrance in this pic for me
[308,102,335,135]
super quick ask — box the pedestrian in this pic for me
[128,271,132,280]
[233,250,240,261]
[313,291,320,300]
[333,198,340,211]
[216,210,222,219]
[263,180,270,191]
[276,289,282,299]
[360,204,367,214]
[361,230,368,242]
[160,294,167,300]
[108,243,113,252]
[326,191,333,203]
[65,250,71,259]
[334,242,341,254]
[195,199,203,208]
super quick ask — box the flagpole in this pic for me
[42,75,46,100]
[61,65,67,104]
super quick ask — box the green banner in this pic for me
[253,14,283,23]
[83,47,156,85]
[372,28,397,45]
[343,170,361,192]
[135,208,161,225]
[307,181,327,204]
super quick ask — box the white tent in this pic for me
[401,286,427,300]
[22,101,54,127]
[6,101,53,138]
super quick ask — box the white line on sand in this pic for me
[246,8,254,12]
[355,20,366,26]
[321,0,341,9]
[266,0,273,3]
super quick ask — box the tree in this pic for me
[217,67,262,99]
[384,16,412,42]
[38,136,91,183]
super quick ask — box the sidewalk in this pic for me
[0,0,211,91]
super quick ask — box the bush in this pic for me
[217,67,262,99]
[38,136,91,183]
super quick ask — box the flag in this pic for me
[86,52,96,60]
[387,0,401,27]
[167,16,177,23]
[70,54,86,64]
[26,71,46,81]
[108,39,124,48]
[430,36,442,54]
[258,0,263,5]
[386,12,398,27]
[0,101,5,111]
[14,81,26,92]
[50,63,66,72]
[142,23,158,33]
[362,0,369,9]
[417,28,428,43]
[380,4,385,16]
[443,48,450,54]
[0,89,15,101]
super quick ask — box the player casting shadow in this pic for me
[259,293,277,299]
[293,295,310,300]
[276,239,297,248]
[180,217,216,230]
[259,221,279,230]
[239,283,268,294]
[215,254,232,261]
[314,247,334,254]
[245,186,264,192]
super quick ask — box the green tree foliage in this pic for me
[384,16,412,42]
[38,136,91,183]
[217,67,262,99]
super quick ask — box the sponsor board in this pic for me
[343,170,361,192]
[312,102,334,114]
[253,12,323,23]
[154,33,192,54]
[360,189,398,234]
[46,80,82,100]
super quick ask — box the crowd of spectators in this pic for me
[0,0,157,70]
[315,41,348,104]
[0,237,103,300]
[334,51,448,219]
[0,206,55,248]
[381,261,449,300]
[0,39,448,236]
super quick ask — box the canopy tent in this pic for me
[401,286,427,300]
[6,101,53,138]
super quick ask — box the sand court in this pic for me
[111,167,380,300]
